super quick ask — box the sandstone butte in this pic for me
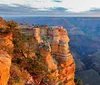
[32,26,76,85]
[0,25,76,85]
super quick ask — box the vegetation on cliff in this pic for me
[0,17,77,85]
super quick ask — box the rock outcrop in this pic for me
[0,33,13,85]
[0,21,75,85]
[33,26,76,85]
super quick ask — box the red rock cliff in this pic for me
[33,26,76,85]
[0,24,75,85]
[0,33,13,85]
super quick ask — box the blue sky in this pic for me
[0,0,100,16]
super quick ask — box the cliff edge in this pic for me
[0,33,13,85]
[0,17,75,85]
[31,26,76,85]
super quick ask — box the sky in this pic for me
[0,0,100,16]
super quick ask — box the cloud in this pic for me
[52,0,62,2]
[89,8,100,12]
[0,4,100,17]
[49,7,68,11]
[1,0,100,16]
[1,0,100,12]
[0,4,69,16]
[0,4,68,14]
[0,4,38,14]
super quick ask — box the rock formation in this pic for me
[0,17,75,85]
[33,26,76,85]
[0,33,13,85]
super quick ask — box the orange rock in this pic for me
[51,41,59,53]
[36,27,75,85]
[0,33,13,85]
[39,47,57,70]
[34,26,76,85]
[40,27,48,36]
[0,33,13,50]
[33,28,41,42]
[0,50,11,85]
[39,47,58,83]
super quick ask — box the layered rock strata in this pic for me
[33,26,75,85]
[0,25,75,85]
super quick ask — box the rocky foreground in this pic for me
[0,18,76,85]
[0,33,13,85]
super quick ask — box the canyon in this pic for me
[0,17,76,85]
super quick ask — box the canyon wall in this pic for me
[0,24,75,85]
[0,33,13,85]
[33,26,76,85]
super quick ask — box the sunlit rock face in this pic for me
[0,25,75,85]
[0,50,11,85]
[0,33,13,85]
[33,26,76,85]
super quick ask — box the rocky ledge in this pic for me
[0,24,75,85]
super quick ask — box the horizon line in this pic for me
[1,14,100,17]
